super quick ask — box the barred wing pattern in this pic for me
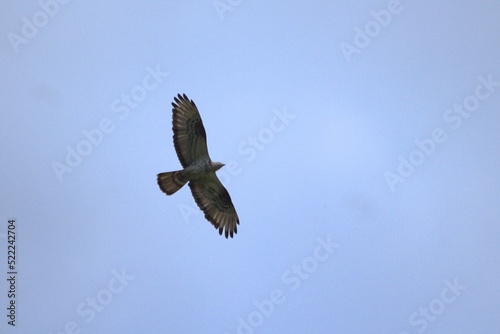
[189,173,239,238]
[172,94,209,168]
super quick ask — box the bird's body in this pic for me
[184,160,223,180]
[157,94,239,238]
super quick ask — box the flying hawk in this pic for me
[157,94,239,238]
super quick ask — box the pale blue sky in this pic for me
[1,1,499,333]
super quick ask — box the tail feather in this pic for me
[157,170,187,195]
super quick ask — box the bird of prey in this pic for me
[157,94,239,238]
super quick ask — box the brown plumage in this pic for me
[157,94,239,238]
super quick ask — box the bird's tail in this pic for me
[157,170,188,195]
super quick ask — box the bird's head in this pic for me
[211,161,225,171]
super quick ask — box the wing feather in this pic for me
[189,173,239,238]
[172,93,210,168]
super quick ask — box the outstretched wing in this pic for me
[189,172,239,238]
[172,93,210,168]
